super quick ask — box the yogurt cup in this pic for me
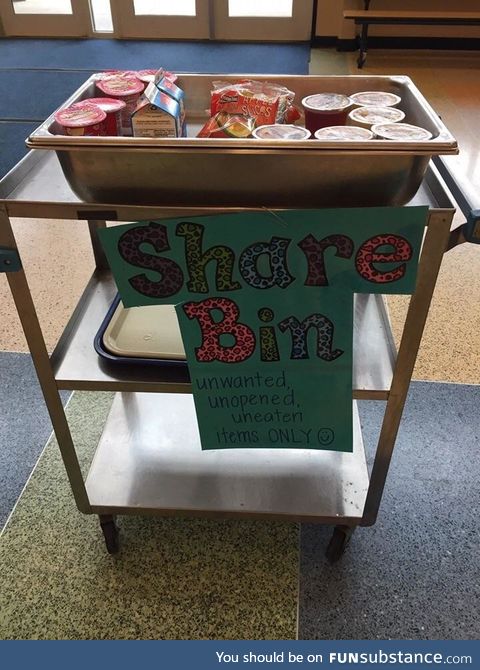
[54,103,107,136]
[348,105,405,130]
[82,97,126,136]
[350,91,401,108]
[135,69,178,85]
[314,125,374,140]
[252,124,311,140]
[96,75,145,136]
[301,93,351,134]
[372,122,433,141]
[135,69,157,84]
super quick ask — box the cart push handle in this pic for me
[432,156,480,249]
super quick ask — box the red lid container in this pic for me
[96,75,145,135]
[54,103,107,136]
[96,75,144,98]
[301,93,352,134]
[83,97,126,135]
[135,69,158,84]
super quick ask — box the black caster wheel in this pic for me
[325,525,354,564]
[99,515,120,554]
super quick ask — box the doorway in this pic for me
[1,0,314,40]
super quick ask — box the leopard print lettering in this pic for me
[239,237,294,289]
[278,314,343,361]
[118,222,183,299]
[298,234,354,286]
[176,222,241,293]
[355,234,412,284]
[258,308,280,362]
[183,297,255,363]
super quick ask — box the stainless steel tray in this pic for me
[27,74,458,207]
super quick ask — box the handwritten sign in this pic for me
[99,207,427,451]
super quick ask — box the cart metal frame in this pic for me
[0,149,462,559]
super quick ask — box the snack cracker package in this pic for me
[197,112,255,138]
[211,80,299,126]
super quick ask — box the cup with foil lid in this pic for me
[54,103,107,136]
[372,122,433,141]
[301,93,352,134]
[96,75,145,136]
[350,91,401,108]
[252,124,311,140]
[314,125,374,140]
[81,97,126,135]
[348,105,405,130]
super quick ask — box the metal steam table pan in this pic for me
[27,74,458,208]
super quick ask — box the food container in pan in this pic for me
[54,103,107,136]
[96,75,145,136]
[348,105,405,130]
[28,74,458,208]
[252,124,311,140]
[314,126,374,141]
[350,91,401,108]
[301,93,352,134]
[372,123,433,141]
[83,97,126,136]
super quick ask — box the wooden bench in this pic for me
[343,2,480,68]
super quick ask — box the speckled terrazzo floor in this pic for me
[0,392,298,640]
[299,382,480,640]
[0,218,94,353]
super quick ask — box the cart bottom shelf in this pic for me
[85,393,369,523]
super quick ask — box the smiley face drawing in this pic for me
[318,428,334,446]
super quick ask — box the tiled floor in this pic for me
[300,382,480,640]
[0,381,478,639]
[0,392,298,640]
[0,352,70,527]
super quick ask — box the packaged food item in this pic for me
[372,122,433,141]
[301,93,351,134]
[154,73,186,135]
[350,91,401,108]
[348,105,405,129]
[54,103,107,136]
[131,82,182,138]
[314,126,374,140]
[82,97,126,136]
[197,112,255,138]
[136,69,178,85]
[98,70,144,84]
[210,80,298,126]
[135,69,159,84]
[252,124,311,140]
[96,75,145,136]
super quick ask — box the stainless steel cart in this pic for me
[2,147,472,560]
[1,72,476,560]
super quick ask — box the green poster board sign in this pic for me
[99,207,427,452]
